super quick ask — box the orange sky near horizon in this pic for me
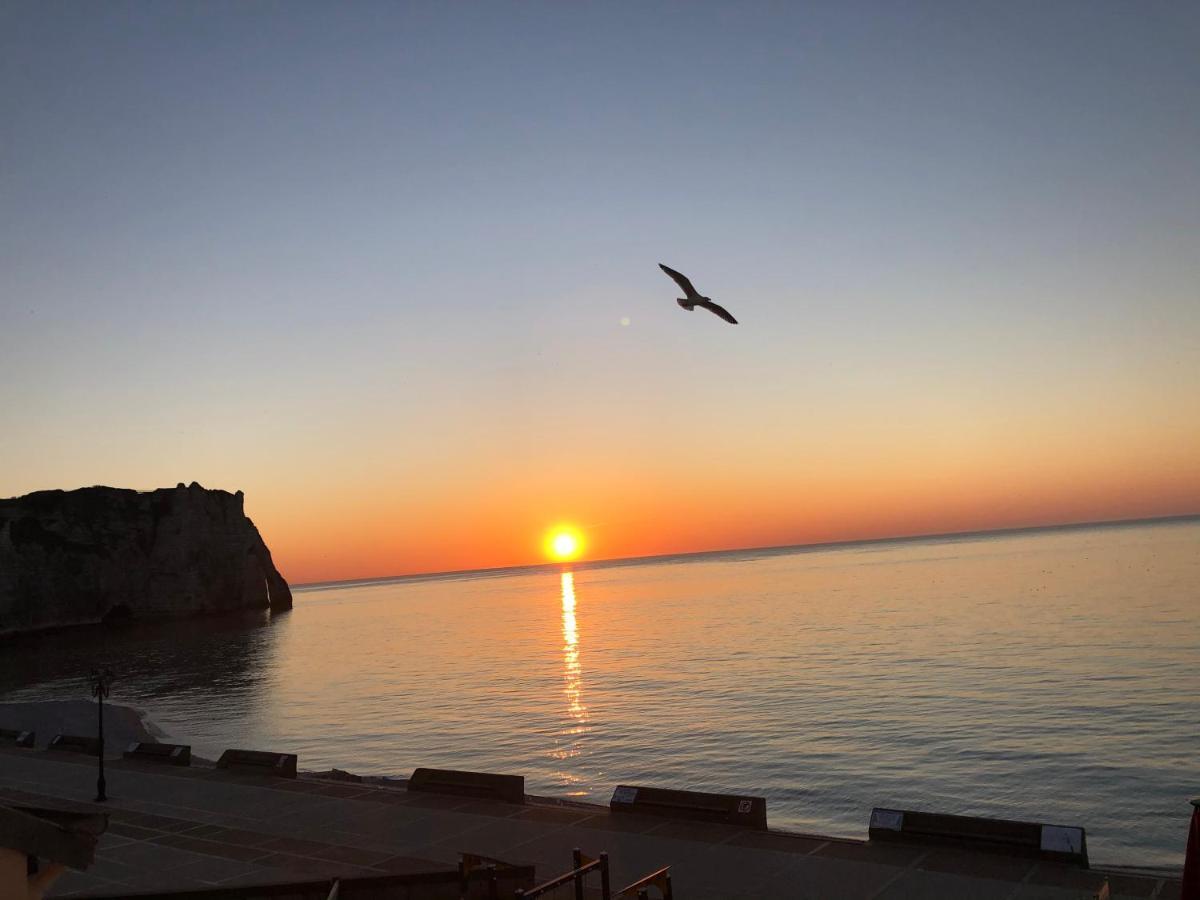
[255,420,1200,584]
[5,307,1197,586]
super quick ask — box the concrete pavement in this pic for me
[0,746,1180,899]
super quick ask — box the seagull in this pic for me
[658,264,738,324]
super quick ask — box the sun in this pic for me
[553,532,578,558]
[545,526,584,562]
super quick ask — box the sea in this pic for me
[1,518,1196,869]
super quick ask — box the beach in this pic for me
[0,701,161,756]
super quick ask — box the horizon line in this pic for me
[292,511,1199,592]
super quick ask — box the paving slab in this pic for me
[873,869,1017,900]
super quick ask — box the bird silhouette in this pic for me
[658,264,738,324]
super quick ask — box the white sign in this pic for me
[737,800,753,814]
[612,786,638,805]
[870,808,905,831]
[1040,825,1083,855]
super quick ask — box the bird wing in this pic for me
[659,263,701,300]
[696,299,738,324]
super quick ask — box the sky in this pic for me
[2,1,1198,583]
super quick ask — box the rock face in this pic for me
[0,483,292,635]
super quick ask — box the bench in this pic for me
[124,741,191,766]
[216,748,297,779]
[47,734,101,756]
[0,728,35,748]
[868,807,1089,866]
[609,785,768,830]
[408,767,525,804]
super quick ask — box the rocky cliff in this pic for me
[0,483,292,635]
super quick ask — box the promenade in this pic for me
[0,746,1179,899]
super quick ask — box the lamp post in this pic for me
[88,669,114,802]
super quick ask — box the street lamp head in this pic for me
[88,668,114,700]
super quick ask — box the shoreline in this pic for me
[0,605,283,642]
[3,749,1182,899]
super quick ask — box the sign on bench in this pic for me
[408,767,525,804]
[48,734,101,755]
[124,741,191,767]
[609,785,768,830]
[868,808,1089,867]
[0,728,35,748]
[216,748,298,779]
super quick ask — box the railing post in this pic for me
[599,852,611,900]
[572,848,585,900]
[663,872,674,900]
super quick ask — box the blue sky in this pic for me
[2,2,1198,578]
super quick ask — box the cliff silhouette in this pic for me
[0,483,291,635]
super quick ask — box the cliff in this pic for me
[0,483,292,635]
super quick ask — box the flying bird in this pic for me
[658,264,738,324]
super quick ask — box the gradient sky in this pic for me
[3,2,1198,583]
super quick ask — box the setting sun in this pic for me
[545,526,584,562]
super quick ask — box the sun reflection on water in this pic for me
[551,570,590,794]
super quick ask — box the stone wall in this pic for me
[0,483,292,635]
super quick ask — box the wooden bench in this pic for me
[47,734,101,756]
[868,807,1089,866]
[408,767,525,804]
[124,741,191,766]
[0,728,35,748]
[609,785,768,830]
[216,748,297,779]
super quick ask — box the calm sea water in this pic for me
[2,520,1197,868]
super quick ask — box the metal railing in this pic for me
[515,848,611,899]
[616,866,673,899]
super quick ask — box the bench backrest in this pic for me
[868,808,1088,866]
[609,785,768,830]
[124,741,192,766]
[216,748,298,779]
[48,734,101,755]
[0,728,35,748]
[408,768,525,804]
